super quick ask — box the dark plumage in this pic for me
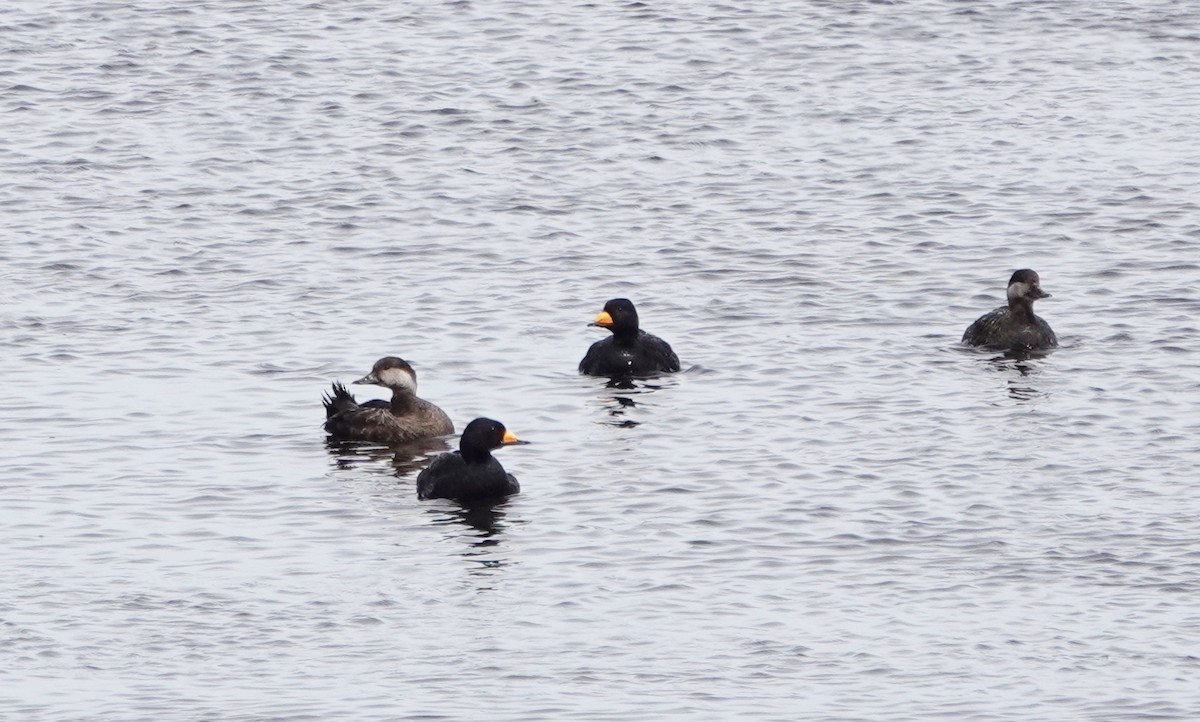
[579,298,680,377]
[417,418,528,502]
[322,357,454,444]
[963,269,1058,351]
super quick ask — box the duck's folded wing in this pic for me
[324,406,398,441]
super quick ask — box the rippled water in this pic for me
[4,1,1200,719]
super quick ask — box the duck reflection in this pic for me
[986,350,1049,401]
[324,435,449,474]
[427,501,509,541]
[588,375,675,427]
[425,500,514,580]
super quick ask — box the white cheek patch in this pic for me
[378,367,417,393]
[1007,281,1030,302]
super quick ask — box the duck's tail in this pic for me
[322,381,359,419]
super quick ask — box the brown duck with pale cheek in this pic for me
[579,298,680,377]
[962,269,1058,351]
[322,357,453,444]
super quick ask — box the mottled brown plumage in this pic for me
[963,269,1058,351]
[323,357,453,444]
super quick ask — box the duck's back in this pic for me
[963,306,1058,350]
[417,452,519,502]
[412,399,455,436]
[324,390,453,445]
[579,331,680,376]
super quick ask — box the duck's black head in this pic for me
[1006,269,1051,305]
[354,356,417,393]
[459,417,528,463]
[589,298,640,336]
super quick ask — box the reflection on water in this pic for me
[605,377,638,391]
[588,376,678,427]
[606,396,640,427]
[324,436,450,476]
[985,350,1051,402]
[1006,380,1046,402]
[425,501,514,583]
[6,0,1200,717]
[428,502,509,542]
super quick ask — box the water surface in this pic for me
[3,1,1200,720]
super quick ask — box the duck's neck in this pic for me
[611,327,640,346]
[389,388,417,414]
[1008,298,1038,323]
[461,447,492,464]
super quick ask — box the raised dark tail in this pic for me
[322,381,359,419]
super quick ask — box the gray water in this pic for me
[4,1,1200,720]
